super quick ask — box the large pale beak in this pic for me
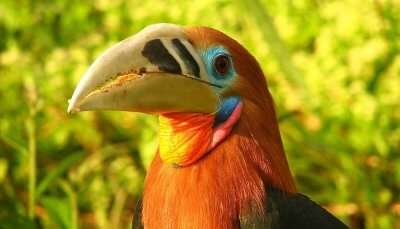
[68,24,219,114]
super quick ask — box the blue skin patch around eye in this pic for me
[201,46,240,127]
[201,46,236,89]
[214,96,241,127]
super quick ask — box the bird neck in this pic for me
[142,99,296,228]
[233,99,297,192]
[157,97,296,191]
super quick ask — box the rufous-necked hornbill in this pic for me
[68,24,348,229]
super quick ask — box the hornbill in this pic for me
[68,23,348,229]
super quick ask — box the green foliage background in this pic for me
[0,0,399,228]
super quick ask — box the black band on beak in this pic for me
[142,38,202,79]
[171,38,200,78]
[142,39,182,74]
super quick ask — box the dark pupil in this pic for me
[214,55,229,75]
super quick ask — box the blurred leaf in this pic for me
[0,214,36,229]
[41,197,72,229]
[0,158,8,183]
[36,151,85,198]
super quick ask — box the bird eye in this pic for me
[213,54,230,76]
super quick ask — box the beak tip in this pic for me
[67,99,79,114]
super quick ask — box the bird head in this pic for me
[68,23,291,181]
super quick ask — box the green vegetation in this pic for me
[0,0,399,228]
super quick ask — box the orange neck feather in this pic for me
[142,98,296,229]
